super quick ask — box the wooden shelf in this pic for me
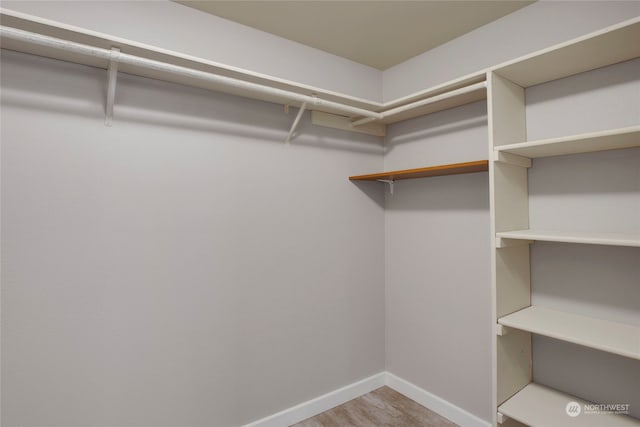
[349,160,488,182]
[496,229,640,247]
[493,17,640,88]
[499,306,640,360]
[496,126,640,158]
[499,383,640,427]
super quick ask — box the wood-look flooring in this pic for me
[291,386,459,427]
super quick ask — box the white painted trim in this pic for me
[242,372,386,427]
[242,372,490,427]
[385,372,491,427]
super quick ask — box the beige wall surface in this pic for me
[383,101,492,421]
[0,50,386,427]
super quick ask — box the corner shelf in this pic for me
[495,126,640,158]
[349,160,488,182]
[498,306,640,360]
[496,229,640,247]
[499,383,640,427]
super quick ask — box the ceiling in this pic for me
[176,1,534,70]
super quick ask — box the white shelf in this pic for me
[496,126,640,158]
[499,383,640,427]
[0,8,487,125]
[496,230,640,247]
[2,10,639,126]
[0,8,380,112]
[493,17,640,88]
[498,306,640,360]
[379,82,487,124]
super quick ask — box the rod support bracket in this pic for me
[285,102,307,144]
[105,47,120,126]
[377,179,394,195]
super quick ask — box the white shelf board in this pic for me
[3,10,638,124]
[380,84,487,124]
[499,383,640,427]
[496,230,640,247]
[0,8,487,124]
[496,126,640,158]
[0,8,380,112]
[2,10,639,125]
[493,17,640,88]
[499,306,640,360]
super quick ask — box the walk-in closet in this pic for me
[1,2,638,427]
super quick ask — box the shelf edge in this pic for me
[349,160,489,181]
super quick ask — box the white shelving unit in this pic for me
[498,306,640,360]
[489,16,640,427]
[499,383,640,427]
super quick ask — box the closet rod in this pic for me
[351,81,487,126]
[1,26,488,128]
[0,26,382,121]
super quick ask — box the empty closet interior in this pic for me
[1,2,639,427]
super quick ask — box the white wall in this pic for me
[384,101,492,421]
[0,49,385,427]
[383,1,640,101]
[1,0,383,102]
[526,59,640,418]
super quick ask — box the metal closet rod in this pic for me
[0,26,486,126]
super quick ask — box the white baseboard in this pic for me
[242,372,386,427]
[385,372,491,427]
[242,371,490,427]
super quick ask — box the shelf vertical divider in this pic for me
[488,71,532,425]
